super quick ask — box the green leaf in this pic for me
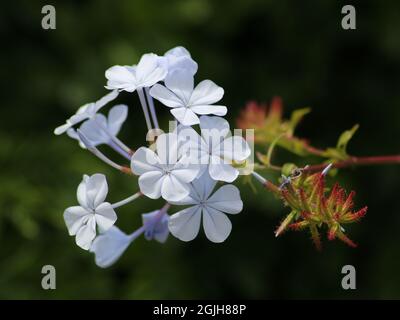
[322,124,359,160]
[337,124,359,154]
[288,107,311,135]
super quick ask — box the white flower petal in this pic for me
[79,115,109,146]
[168,56,198,75]
[85,174,108,208]
[190,105,227,116]
[54,123,71,135]
[191,170,217,201]
[141,68,167,88]
[55,91,118,135]
[161,174,190,202]
[161,47,198,75]
[66,128,86,148]
[105,65,137,92]
[136,54,158,79]
[55,109,89,137]
[76,216,97,250]
[131,147,162,175]
[219,136,251,162]
[207,185,243,214]
[149,84,184,108]
[77,175,89,208]
[138,171,164,199]
[202,207,232,243]
[66,128,78,139]
[156,133,179,165]
[199,116,230,150]
[95,202,117,233]
[171,107,199,126]
[165,46,191,58]
[168,206,202,242]
[75,103,91,116]
[189,80,224,106]
[94,90,119,112]
[172,156,200,183]
[107,104,128,136]
[63,206,90,236]
[165,69,194,103]
[90,226,132,268]
[176,125,203,154]
[68,112,91,128]
[208,159,239,183]
[168,194,198,206]
[136,53,167,87]
[195,164,209,179]
[175,125,209,167]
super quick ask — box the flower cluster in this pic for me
[55,46,251,267]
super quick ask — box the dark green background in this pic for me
[1,0,399,299]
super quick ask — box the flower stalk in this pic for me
[145,87,159,129]
[77,130,126,172]
[111,192,142,209]
[137,88,153,132]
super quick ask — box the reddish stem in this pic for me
[303,155,400,173]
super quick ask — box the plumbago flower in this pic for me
[54,89,131,159]
[54,90,118,135]
[67,104,128,149]
[169,172,243,243]
[177,116,251,182]
[105,53,167,93]
[63,174,117,250]
[131,133,200,202]
[104,48,194,132]
[105,48,197,93]
[150,69,227,126]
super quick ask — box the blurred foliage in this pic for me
[323,124,360,160]
[237,98,316,157]
[0,0,399,299]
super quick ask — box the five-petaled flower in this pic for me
[131,133,200,202]
[63,174,117,250]
[150,69,227,126]
[105,53,167,92]
[169,172,243,243]
[54,90,118,135]
[67,104,128,148]
[177,116,251,182]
